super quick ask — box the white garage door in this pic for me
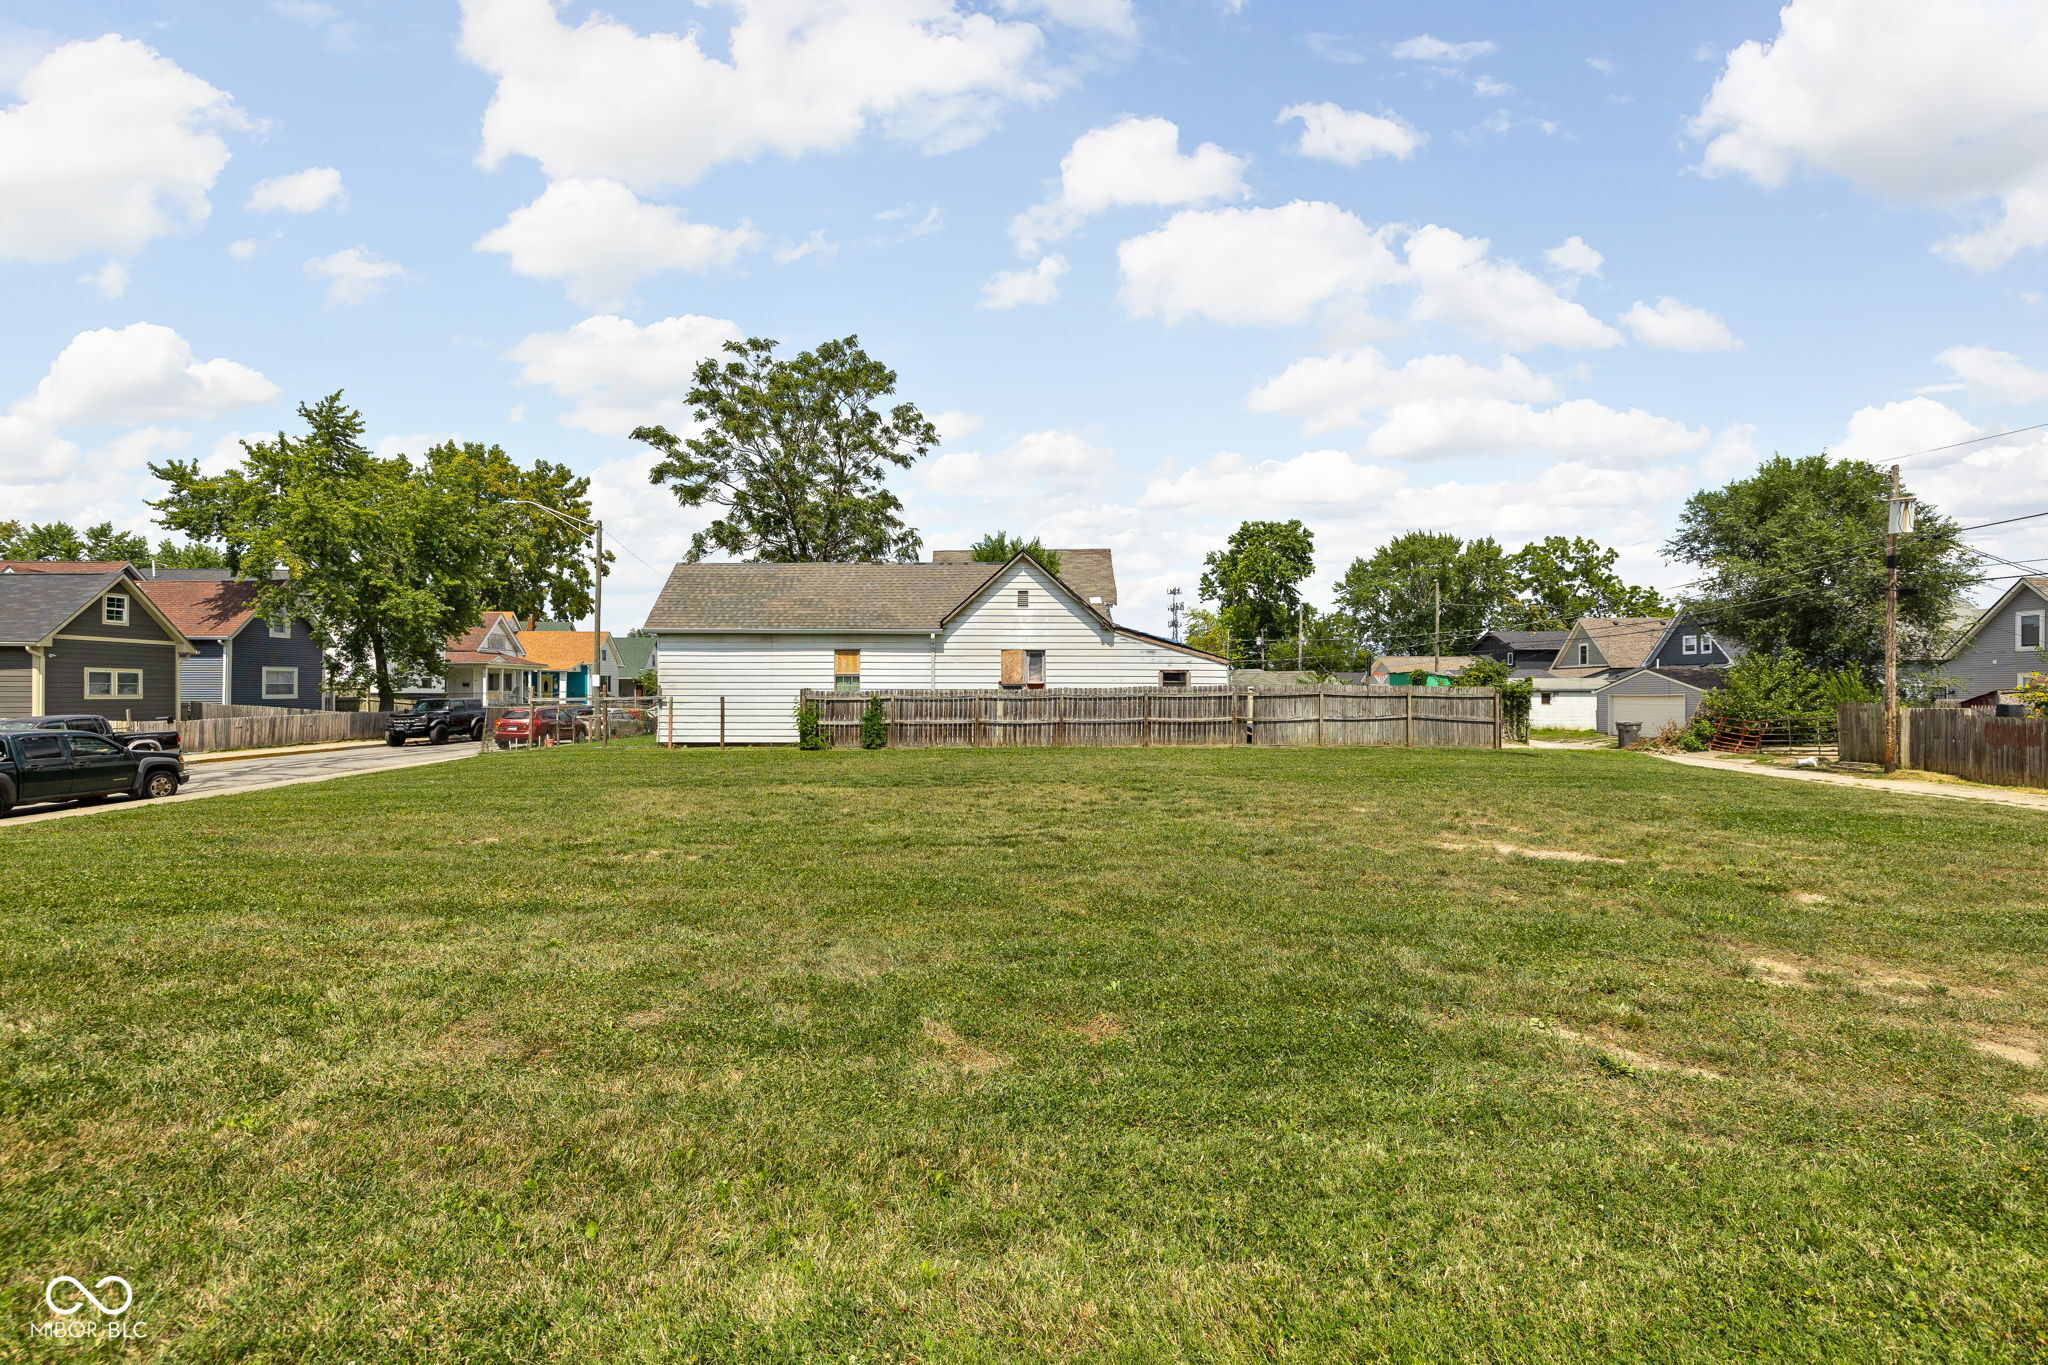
[1611,694,1687,733]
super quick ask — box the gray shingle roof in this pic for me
[644,562,1006,632]
[1478,629,1568,651]
[930,548,1117,607]
[0,571,129,644]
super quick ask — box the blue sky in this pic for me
[3,0,2046,635]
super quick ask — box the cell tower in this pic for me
[1167,586,1184,643]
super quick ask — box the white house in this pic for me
[642,553,1228,743]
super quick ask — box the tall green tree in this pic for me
[421,440,600,621]
[148,539,230,570]
[1334,532,1514,656]
[1665,454,1975,671]
[0,520,19,556]
[1199,519,1316,655]
[968,531,1060,576]
[5,521,87,561]
[81,522,150,561]
[150,393,591,708]
[1504,536,1669,629]
[633,335,936,562]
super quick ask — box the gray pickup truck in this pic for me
[0,713,182,751]
[0,728,188,817]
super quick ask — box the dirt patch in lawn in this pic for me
[1072,1012,1124,1044]
[1973,1037,2043,1069]
[1790,891,1828,905]
[1549,1025,1722,1079]
[1434,841,1624,865]
[922,1020,1010,1075]
[2017,1093,2048,1115]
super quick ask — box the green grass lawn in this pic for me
[4,745,2046,1362]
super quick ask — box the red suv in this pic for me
[493,706,578,748]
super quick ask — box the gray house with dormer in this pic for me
[1911,576,2048,704]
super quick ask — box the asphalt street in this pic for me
[0,741,476,828]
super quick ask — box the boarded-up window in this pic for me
[1000,649,1024,687]
[1016,589,1030,608]
[834,648,861,693]
[1159,670,1188,687]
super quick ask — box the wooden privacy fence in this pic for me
[802,685,1502,750]
[120,710,394,753]
[1839,703,2048,788]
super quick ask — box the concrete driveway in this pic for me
[1,741,475,828]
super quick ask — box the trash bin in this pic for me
[1614,721,1641,747]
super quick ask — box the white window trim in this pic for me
[2019,611,2044,650]
[1700,633,1716,655]
[102,593,129,626]
[268,618,291,639]
[1681,635,1698,655]
[84,667,143,699]
[1503,650,1515,667]
[262,666,299,699]
[1576,643,1590,666]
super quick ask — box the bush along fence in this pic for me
[119,710,395,754]
[1839,703,2048,788]
[799,685,1503,750]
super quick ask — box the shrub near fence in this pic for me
[800,685,1502,750]
[1839,703,2048,788]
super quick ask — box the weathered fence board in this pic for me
[803,685,1501,750]
[1839,703,2048,787]
[120,710,393,753]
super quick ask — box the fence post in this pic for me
[1246,689,1256,746]
[1493,688,1502,750]
[1317,689,1326,747]
[1405,690,1414,748]
[1142,691,1152,747]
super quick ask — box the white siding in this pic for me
[1530,690,1598,730]
[179,654,227,704]
[651,560,1225,743]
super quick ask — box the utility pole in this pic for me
[1432,580,1442,676]
[593,518,607,747]
[1883,465,1913,772]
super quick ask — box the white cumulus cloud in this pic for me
[1404,225,1622,350]
[1360,396,1707,463]
[1543,235,1602,278]
[1009,116,1248,253]
[979,253,1067,308]
[0,35,252,262]
[475,177,761,307]
[1691,0,2048,269]
[304,246,405,307]
[1117,200,1403,326]
[14,322,278,426]
[1620,297,1739,351]
[1277,102,1424,165]
[80,261,131,298]
[1390,35,1496,63]
[245,165,346,213]
[458,0,1092,191]
[508,313,744,435]
[1248,348,1557,433]
[1935,345,2048,405]
[923,427,1107,496]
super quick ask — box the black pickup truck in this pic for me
[0,714,182,751]
[385,697,486,746]
[0,728,188,817]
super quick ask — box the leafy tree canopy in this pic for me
[968,531,1060,576]
[1335,531,1513,656]
[149,539,229,570]
[1504,536,1669,629]
[1666,454,1975,672]
[1199,519,1316,650]
[1696,650,1875,724]
[0,519,212,564]
[150,392,597,708]
[634,335,935,563]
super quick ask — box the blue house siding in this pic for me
[1645,618,1733,670]
[227,618,324,708]
[1923,581,2048,701]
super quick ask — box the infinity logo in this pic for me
[45,1276,132,1317]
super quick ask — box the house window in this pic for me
[834,648,861,693]
[84,668,143,699]
[102,594,129,626]
[1540,692,1554,705]
[1576,644,1589,666]
[1681,635,1698,655]
[1017,589,1030,608]
[1000,649,1048,689]
[268,618,291,639]
[1700,633,1716,655]
[1160,669,1189,687]
[262,667,299,699]
[2020,612,2043,650]
[1025,649,1045,688]
[1503,650,1514,667]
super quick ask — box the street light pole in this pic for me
[1882,465,1914,773]
[506,498,606,746]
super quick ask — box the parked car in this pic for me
[493,706,578,748]
[385,698,486,746]
[0,729,187,816]
[0,714,182,751]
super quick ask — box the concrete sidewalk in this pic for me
[1650,748,2048,812]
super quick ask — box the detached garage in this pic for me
[1594,667,1726,736]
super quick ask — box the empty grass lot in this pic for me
[3,744,2046,1362]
